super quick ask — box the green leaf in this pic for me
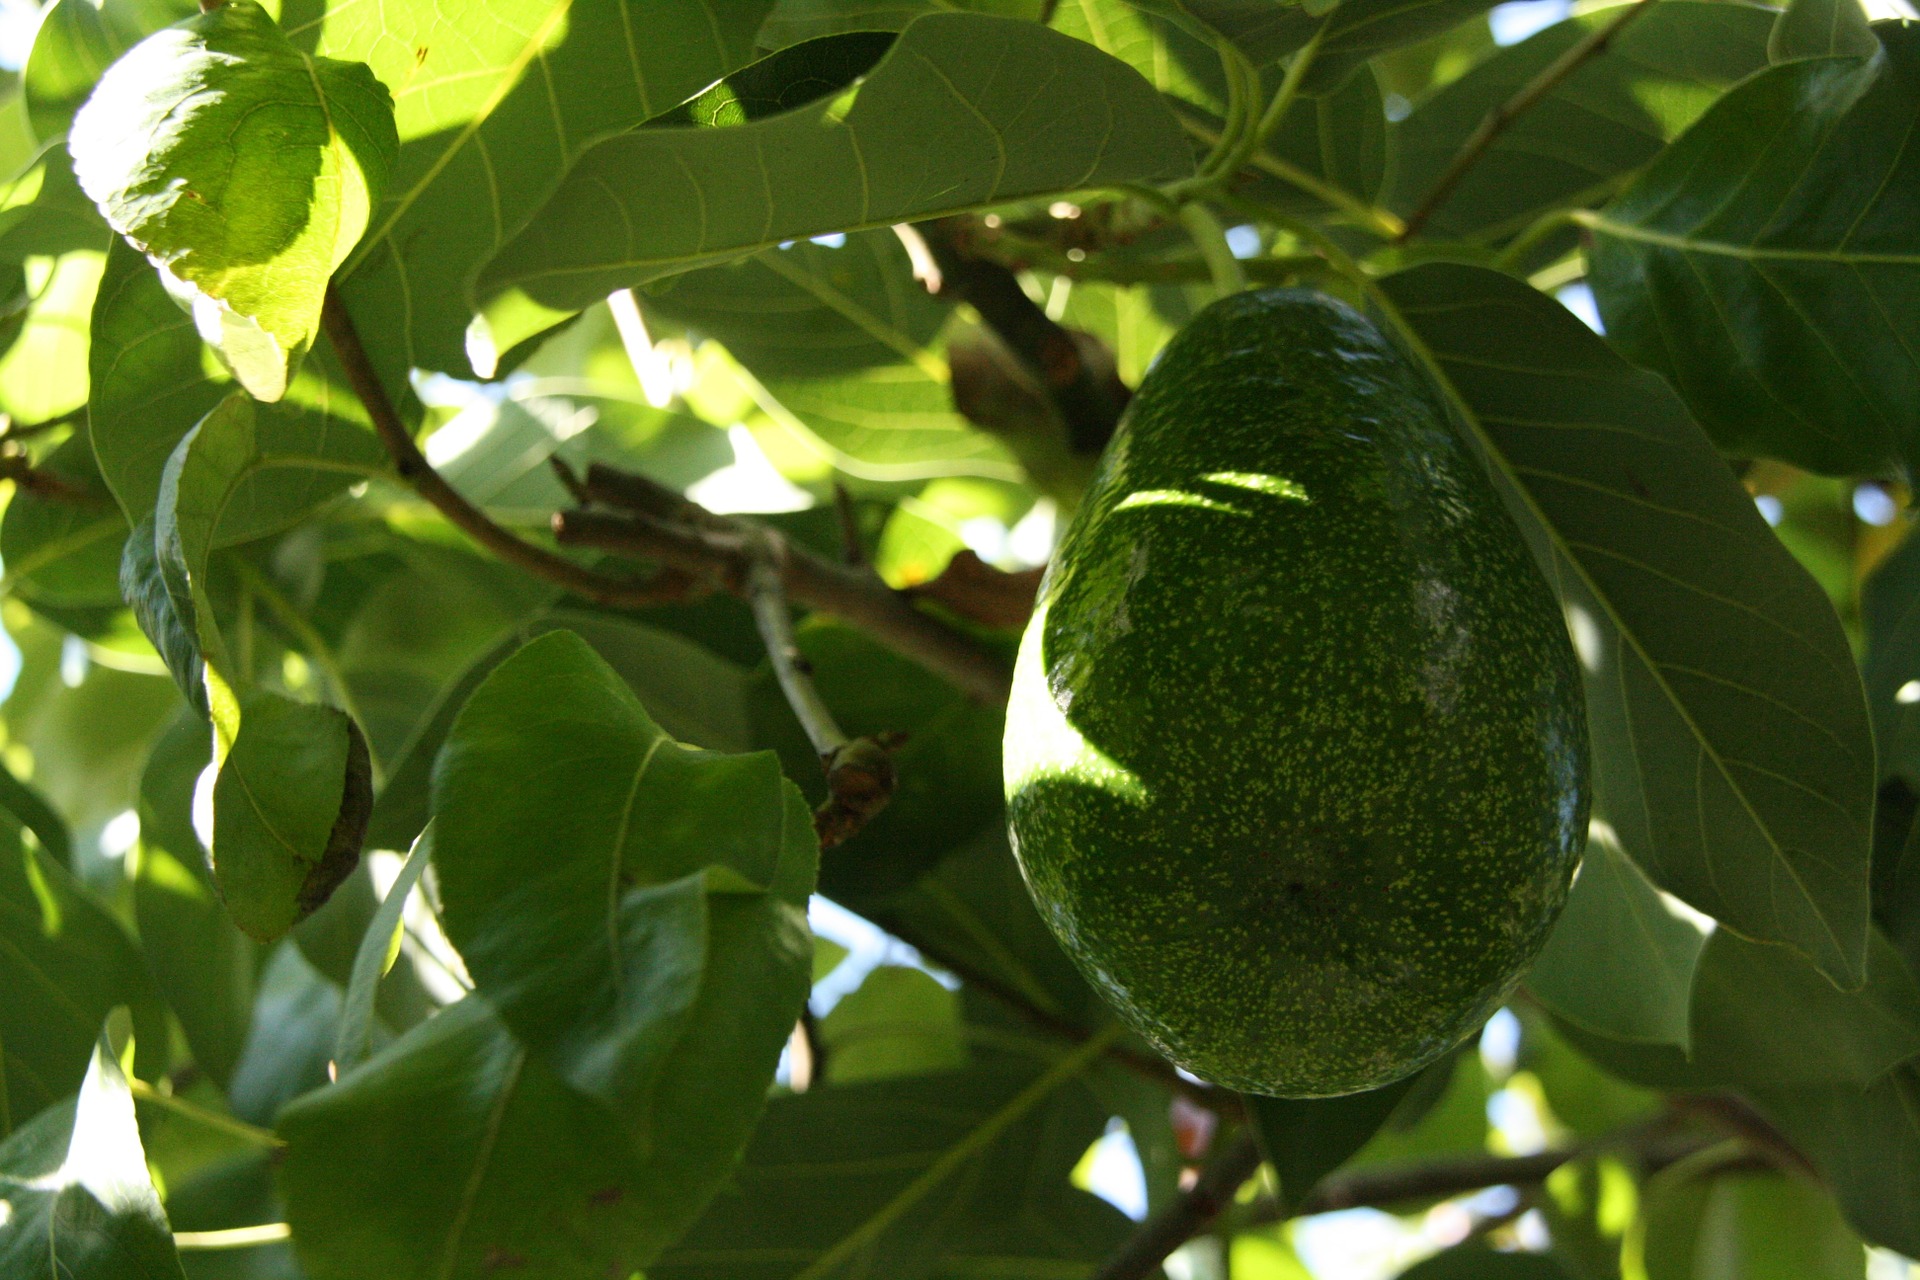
[0,249,104,427]
[0,833,169,1131]
[761,0,1045,47]
[70,0,397,402]
[1557,927,1920,1089]
[227,942,343,1127]
[478,13,1193,316]
[23,0,197,142]
[1769,0,1878,62]
[1140,0,1506,88]
[0,1025,187,1280]
[1750,1064,1920,1255]
[120,515,204,716]
[1524,823,1709,1048]
[0,761,72,863]
[1250,1072,1422,1215]
[133,712,256,1090]
[1387,2,1775,241]
[331,824,431,1073]
[90,240,385,537]
[316,0,776,391]
[206,689,371,944]
[1631,1161,1865,1280]
[652,1044,1130,1280]
[819,964,968,1083]
[1379,263,1875,986]
[1585,23,1920,478]
[0,431,127,615]
[1394,1244,1571,1279]
[428,630,815,1256]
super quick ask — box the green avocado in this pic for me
[1004,289,1589,1098]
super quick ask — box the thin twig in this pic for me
[320,286,675,611]
[1092,1129,1265,1280]
[553,497,1011,705]
[0,453,103,505]
[1396,0,1659,242]
[746,541,903,848]
[832,481,865,566]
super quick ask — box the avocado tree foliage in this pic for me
[0,0,1914,1274]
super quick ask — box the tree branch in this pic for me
[552,472,1012,705]
[321,286,675,611]
[746,541,904,848]
[900,219,1130,455]
[1396,0,1658,242]
[1092,1129,1265,1280]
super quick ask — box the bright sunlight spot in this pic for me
[1074,1119,1149,1221]
[1855,484,1900,526]
[1489,0,1572,44]
[98,809,140,861]
[686,425,814,515]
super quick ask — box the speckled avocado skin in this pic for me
[1003,289,1589,1098]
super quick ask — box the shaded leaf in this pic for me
[819,964,968,1083]
[120,514,205,716]
[1381,263,1875,985]
[1388,2,1774,241]
[1250,1071,1422,1214]
[1631,1161,1864,1280]
[0,430,127,615]
[1864,530,1920,787]
[1751,1063,1920,1255]
[1556,927,1920,1089]
[1769,0,1877,61]
[227,942,342,1127]
[479,13,1193,315]
[429,630,815,1254]
[1395,1244,1571,1279]
[0,1026,187,1280]
[133,712,256,1089]
[1586,23,1920,478]
[1524,823,1709,1048]
[331,825,432,1073]
[70,0,397,401]
[652,1046,1129,1280]
[760,0,1044,47]
[0,830,169,1130]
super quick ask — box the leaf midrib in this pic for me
[1585,211,1920,265]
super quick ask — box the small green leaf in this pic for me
[1250,1072,1422,1215]
[0,1023,187,1280]
[478,12,1192,316]
[820,965,968,1083]
[1769,0,1878,62]
[1525,824,1709,1048]
[1586,23,1919,477]
[119,514,204,716]
[70,0,397,401]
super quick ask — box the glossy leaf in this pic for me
[1388,2,1774,241]
[71,0,397,401]
[1381,263,1875,986]
[652,1047,1130,1280]
[427,631,815,1255]
[316,0,776,390]
[1524,822,1709,1047]
[90,240,385,537]
[478,13,1193,314]
[1769,0,1878,61]
[0,1026,187,1280]
[1587,24,1920,478]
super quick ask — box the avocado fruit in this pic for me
[1003,289,1589,1098]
